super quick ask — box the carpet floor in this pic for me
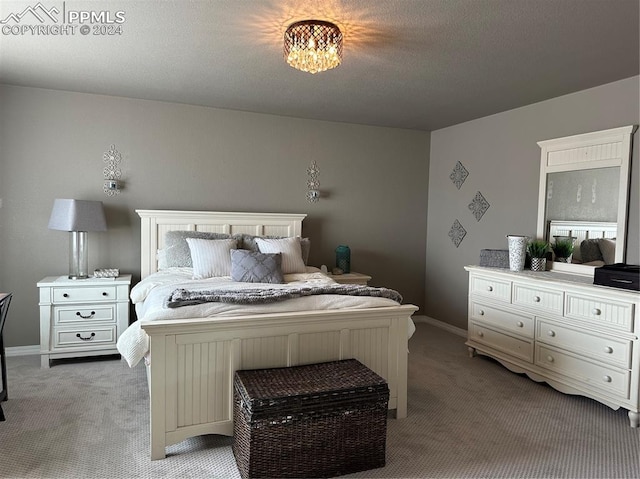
[0,322,638,478]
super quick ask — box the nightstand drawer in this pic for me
[536,319,632,369]
[565,293,634,332]
[513,283,563,315]
[535,344,630,399]
[54,305,116,325]
[53,286,117,303]
[53,326,116,349]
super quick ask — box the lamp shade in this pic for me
[48,199,107,232]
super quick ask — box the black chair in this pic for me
[0,293,12,421]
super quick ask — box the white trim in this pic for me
[413,315,467,338]
[6,345,39,357]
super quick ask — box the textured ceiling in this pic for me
[1,0,638,131]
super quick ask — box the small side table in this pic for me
[38,274,131,368]
[328,272,371,285]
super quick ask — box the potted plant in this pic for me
[552,237,575,263]
[527,239,549,271]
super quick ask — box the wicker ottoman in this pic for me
[232,359,389,479]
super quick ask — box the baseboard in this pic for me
[412,315,467,338]
[6,345,39,357]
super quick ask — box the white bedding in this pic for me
[117,267,414,367]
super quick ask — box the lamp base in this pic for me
[69,231,90,280]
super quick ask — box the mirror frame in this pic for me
[536,125,637,276]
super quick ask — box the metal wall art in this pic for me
[103,144,122,196]
[450,161,469,190]
[469,191,490,221]
[306,160,320,203]
[448,219,467,248]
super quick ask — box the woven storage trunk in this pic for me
[232,359,389,479]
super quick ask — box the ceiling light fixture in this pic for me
[284,20,343,74]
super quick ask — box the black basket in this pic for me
[232,359,389,478]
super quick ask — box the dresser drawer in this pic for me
[469,322,533,362]
[53,286,117,303]
[513,283,563,315]
[536,319,632,369]
[535,344,630,399]
[565,293,635,332]
[54,305,116,325]
[53,326,117,349]
[470,275,511,303]
[470,301,534,338]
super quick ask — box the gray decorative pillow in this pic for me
[236,235,311,265]
[580,239,603,264]
[162,231,231,268]
[230,249,284,284]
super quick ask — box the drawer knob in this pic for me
[592,308,601,316]
[604,346,613,354]
[477,331,484,338]
[546,355,554,363]
[102,292,108,297]
[76,311,96,319]
[516,321,524,328]
[63,293,69,298]
[478,310,485,316]
[533,296,541,303]
[547,330,556,337]
[603,375,612,383]
[487,286,493,292]
[76,332,96,341]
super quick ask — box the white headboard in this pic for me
[548,220,618,245]
[136,210,307,278]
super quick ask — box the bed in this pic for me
[547,220,618,264]
[118,209,418,460]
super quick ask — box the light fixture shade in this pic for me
[48,199,107,232]
[284,20,343,74]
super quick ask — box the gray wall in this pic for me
[0,84,430,347]
[426,76,640,330]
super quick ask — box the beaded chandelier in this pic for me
[284,20,343,74]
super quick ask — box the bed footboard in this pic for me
[142,305,417,460]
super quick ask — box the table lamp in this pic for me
[48,199,107,279]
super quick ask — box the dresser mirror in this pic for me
[536,125,637,276]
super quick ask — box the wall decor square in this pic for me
[450,161,469,190]
[469,191,490,221]
[448,219,467,248]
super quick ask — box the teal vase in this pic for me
[335,245,351,273]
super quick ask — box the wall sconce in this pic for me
[103,144,122,196]
[306,160,320,203]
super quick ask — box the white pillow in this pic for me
[598,238,616,265]
[255,237,306,274]
[186,238,237,279]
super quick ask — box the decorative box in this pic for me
[594,263,639,291]
[93,268,120,278]
[479,249,510,268]
[232,359,389,478]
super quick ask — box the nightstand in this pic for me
[37,274,132,368]
[328,272,371,285]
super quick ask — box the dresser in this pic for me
[38,275,132,368]
[465,265,639,427]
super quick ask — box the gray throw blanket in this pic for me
[166,284,403,308]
